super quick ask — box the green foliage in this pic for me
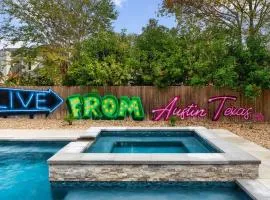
[131,21,239,88]
[168,116,177,127]
[161,0,270,43]
[0,0,117,45]
[0,0,117,79]
[64,114,75,126]
[4,71,54,86]
[62,19,270,98]
[231,36,270,97]
[3,73,21,87]
[132,19,185,87]
[244,84,261,98]
[180,25,238,88]
[159,0,270,97]
[64,31,133,86]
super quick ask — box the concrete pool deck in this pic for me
[0,129,85,141]
[0,127,269,199]
[211,129,270,199]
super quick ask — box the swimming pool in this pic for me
[0,140,259,199]
[0,142,67,200]
[52,182,252,200]
[85,130,220,153]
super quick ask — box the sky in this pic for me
[0,0,176,49]
[112,0,176,34]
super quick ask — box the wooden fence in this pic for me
[9,86,270,121]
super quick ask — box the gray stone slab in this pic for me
[259,164,270,179]
[258,179,270,191]
[210,129,241,138]
[49,153,231,165]
[0,129,86,141]
[237,179,270,200]
[224,151,261,164]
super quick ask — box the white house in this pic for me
[0,48,13,76]
[0,48,42,78]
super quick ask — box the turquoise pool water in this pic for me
[52,182,252,200]
[0,142,67,200]
[0,141,251,200]
[86,131,220,153]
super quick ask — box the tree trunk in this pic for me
[248,0,256,38]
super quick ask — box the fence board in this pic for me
[2,86,270,121]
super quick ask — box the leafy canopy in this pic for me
[161,0,270,42]
[0,0,117,78]
[0,0,117,46]
[64,31,134,86]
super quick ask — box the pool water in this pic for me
[112,141,189,153]
[0,142,67,200]
[0,141,252,200]
[86,131,220,153]
[52,182,252,200]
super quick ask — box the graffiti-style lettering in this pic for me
[102,95,119,120]
[66,95,82,119]
[118,96,145,121]
[66,93,145,121]
[82,93,103,119]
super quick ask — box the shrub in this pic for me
[168,116,177,127]
[64,114,75,125]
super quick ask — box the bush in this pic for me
[168,116,177,127]
[4,71,55,86]
[64,114,75,125]
[63,31,133,86]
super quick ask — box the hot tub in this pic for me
[85,130,221,153]
[48,127,260,182]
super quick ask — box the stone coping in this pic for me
[48,127,261,165]
[0,129,85,141]
[237,179,270,200]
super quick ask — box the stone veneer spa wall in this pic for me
[49,164,258,182]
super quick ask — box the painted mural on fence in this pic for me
[152,96,264,122]
[0,87,63,117]
[66,93,145,121]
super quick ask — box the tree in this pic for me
[179,25,239,87]
[162,0,270,43]
[0,0,117,78]
[132,19,237,88]
[231,35,270,96]
[63,31,133,86]
[161,0,270,96]
[132,19,185,87]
